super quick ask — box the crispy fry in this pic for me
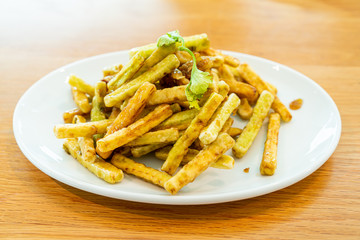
[125,128,179,147]
[131,142,173,158]
[104,54,180,107]
[68,75,95,97]
[161,93,224,175]
[155,146,234,170]
[237,98,253,120]
[260,113,280,176]
[239,63,292,122]
[91,81,107,121]
[175,51,192,64]
[63,139,123,184]
[147,85,187,105]
[71,87,92,113]
[129,33,210,58]
[134,44,177,78]
[232,90,275,158]
[220,117,234,134]
[78,137,96,163]
[107,82,156,135]
[103,63,123,77]
[199,93,240,145]
[54,119,113,139]
[153,108,199,131]
[63,108,84,123]
[97,104,173,152]
[228,127,243,137]
[111,154,171,188]
[108,107,121,120]
[164,132,235,194]
[108,52,146,91]
[219,64,258,102]
[224,55,240,68]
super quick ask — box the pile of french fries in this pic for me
[54,33,292,195]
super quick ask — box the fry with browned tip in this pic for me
[164,133,235,195]
[260,113,281,175]
[63,139,123,184]
[111,154,171,188]
[161,93,224,175]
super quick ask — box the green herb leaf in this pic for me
[157,30,212,108]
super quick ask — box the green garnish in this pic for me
[157,30,212,109]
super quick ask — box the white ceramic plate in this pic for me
[13,50,341,205]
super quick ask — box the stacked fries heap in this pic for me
[54,31,292,195]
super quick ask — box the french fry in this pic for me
[228,127,243,137]
[161,92,224,175]
[54,119,113,138]
[239,64,292,122]
[71,87,91,113]
[175,51,192,64]
[111,154,171,188]
[97,104,173,152]
[164,132,235,194]
[199,93,240,145]
[219,64,258,102]
[217,80,230,98]
[153,108,199,131]
[155,146,235,170]
[232,90,275,158]
[220,117,234,134]
[108,107,121,120]
[107,82,156,135]
[63,139,123,184]
[103,63,123,77]
[125,128,179,147]
[63,108,84,123]
[147,85,187,105]
[78,137,96,163]
[131,142,173,158]
[91,81,107,121]
[260,113,280,176]
[104,54,180,107]
[107,52,146,91]
[134,44,177,78]
[68,75,95,97]
[129,33,210,58]
[237,98,253,120]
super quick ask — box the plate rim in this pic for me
[13,50,342,205]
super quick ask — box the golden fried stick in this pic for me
[63,139,123,184]
[125,128,179,147]
[54,119,113,138]
[199,93,240,145]
[237,98,253,120]
[103,63,123,77]
[153,108,199,131]
[219,64,258,102]
[71,87,91,113]
[107,51,146,91]
[91,81,107,122]
[239,63,292,122]
[220,117,234,134]
[228,127,242,137]
[161,93,224,175]
[104,54,180,107]
[68,75,95,97]
[260,113,281,176]
[106,82,156,135]
[130,142,174,158]
[155,146,234,170]
[63,108,84,123]
[97,104,173,152]
[164,133,235,194]
[147,85,187,105]
[232,90,275,158]
[111,154,171,188]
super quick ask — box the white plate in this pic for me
[13,50,341,205]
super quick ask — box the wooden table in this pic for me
[1,0,359,239]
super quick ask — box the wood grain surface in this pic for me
[1,0,359,239]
